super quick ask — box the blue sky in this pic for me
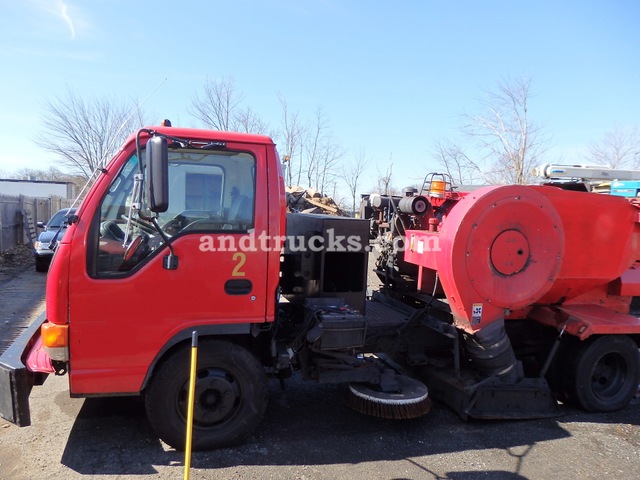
[1,0,639,197]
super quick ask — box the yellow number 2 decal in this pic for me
[232,252,246,277]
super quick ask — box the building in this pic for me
[0,179,76,199]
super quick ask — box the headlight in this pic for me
[34,241,55,253]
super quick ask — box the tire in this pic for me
[35,256,49,272]
[566,335,640,412]
[145,339,268,451]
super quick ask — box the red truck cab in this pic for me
[1,126,286,448]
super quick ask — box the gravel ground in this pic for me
[1,371,638,480]
[0,243,37,278]
[0,244,46,354]
[0,245,639,479]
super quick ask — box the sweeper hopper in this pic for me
[400,184,640,417]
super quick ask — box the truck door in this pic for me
[67,143,273,394]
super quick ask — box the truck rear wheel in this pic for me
[567,335,639,412]
[145,339,268,451]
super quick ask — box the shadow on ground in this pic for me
[57,374,640,476]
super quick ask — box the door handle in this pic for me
[224,279,253,295]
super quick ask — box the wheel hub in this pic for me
[181,370,241,425]
[591,353,626,399]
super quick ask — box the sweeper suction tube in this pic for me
[463,318,522,382]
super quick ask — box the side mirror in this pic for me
[146,136,169,213]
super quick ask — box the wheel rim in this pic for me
[590,352,627,400]
[178,367,242,427]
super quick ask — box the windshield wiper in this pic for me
[48,213,78,251]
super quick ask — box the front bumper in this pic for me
[0,313,48,426]
[33,244,55,258]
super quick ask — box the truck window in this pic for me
[93,148,256,276]
[185,173,223,210]
[157,150,255,234]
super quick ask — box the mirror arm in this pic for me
[123,173,143,247]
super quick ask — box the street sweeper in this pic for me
[2,127,639,452]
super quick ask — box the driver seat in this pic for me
[227,195,252,226]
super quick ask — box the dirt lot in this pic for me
[0,244,47,354]
[0,245,639,479]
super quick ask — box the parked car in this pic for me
[34,208,77,272]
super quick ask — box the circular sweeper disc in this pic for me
[346,375,431,419]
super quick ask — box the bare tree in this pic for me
[36,88,146,179]
[235,106,270,134]
[190,76,269,135]
[373,158,396,195]
[432,138,486,185]
[343,148,367,216]
[433,77,547,185]
[276,95,307,186]
[316,136,344,194]
[189,76,242,131]
[304,107,327,190]
[11,166,67,181]
[585,126,640,168]
[304,108,344,193]
[462,77,546,184]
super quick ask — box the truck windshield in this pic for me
[94,147,256,276]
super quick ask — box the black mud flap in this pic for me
[0,313,47,427]
[420,366,562,420]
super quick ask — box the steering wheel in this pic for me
[100,220,126,242]
[122,231,150,266]
[162,214,186,235]
[181,218,226,232]
[162,210,224,234]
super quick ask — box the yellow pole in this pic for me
[184,331,198,480]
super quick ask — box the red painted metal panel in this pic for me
[530,305,640,340]
[25,336,54,374]
[404,185,640,334]
[42,129,284,396]
[610,263,640,297]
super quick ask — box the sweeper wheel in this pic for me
[346,375,431,419]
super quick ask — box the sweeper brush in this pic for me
[346,375,431,419]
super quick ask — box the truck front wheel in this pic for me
[567,335,639,412]
[145,339,269,451]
